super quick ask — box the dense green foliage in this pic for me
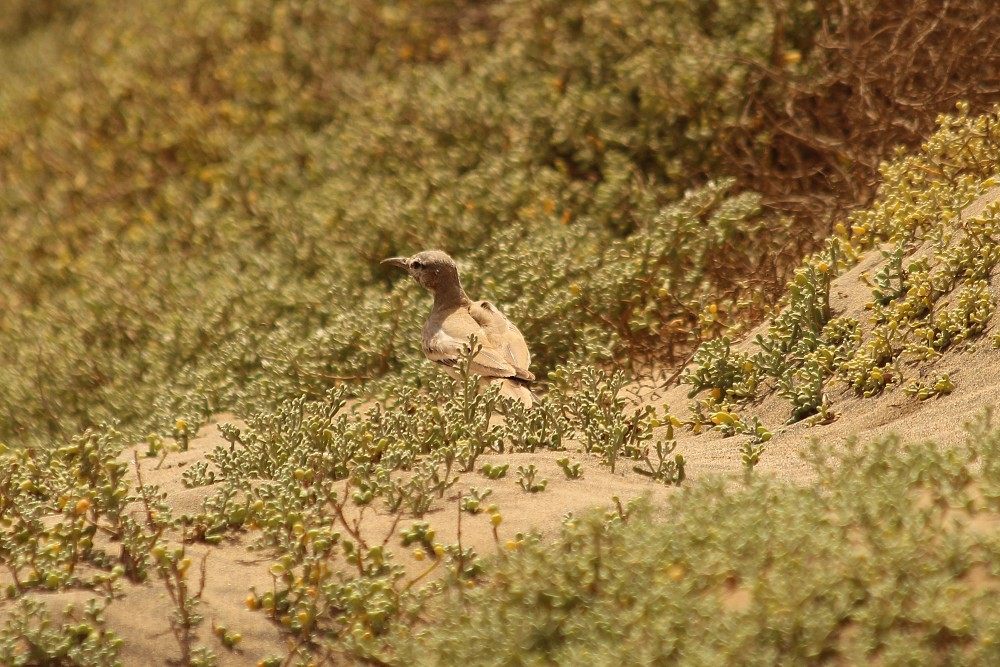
[3,0,998,445]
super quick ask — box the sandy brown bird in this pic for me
[382,250,537,407]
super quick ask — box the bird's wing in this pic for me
[423,307,518,378]
[469,300,534,382]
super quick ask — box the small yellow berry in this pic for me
[782,49,801,65]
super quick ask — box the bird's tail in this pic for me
[499,378,537,409]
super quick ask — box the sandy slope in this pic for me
[645,186,1000,484]
[1,416,675,667]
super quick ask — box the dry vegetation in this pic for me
[2,0,1000,665]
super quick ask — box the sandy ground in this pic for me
[3,418,676,667]
[2,188,998,665]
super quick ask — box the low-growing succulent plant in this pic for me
[480,462,509,480]
[516,465,548,494]
[0,598,123,667]
[556,457,583,480]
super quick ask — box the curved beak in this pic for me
[381,257,409,271]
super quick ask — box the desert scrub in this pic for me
[681,337,757,401]
[683,237,841,424]
[0,597,123,667]
[149,543,215,667]
[391,412,1000,666]
[548,364,685,484]
[10,0,977,446]
[683,107,1000,427]
[0,427,171,591]
[207,355,685,555]
[3,0,996,448]
[185,348,686,662]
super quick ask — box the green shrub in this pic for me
[392,413,1000,666]
[0,598,122,667]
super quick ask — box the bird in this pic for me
[382,250,537,407]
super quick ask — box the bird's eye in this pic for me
[411,260,424,270]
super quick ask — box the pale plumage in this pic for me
[382,250,536,407]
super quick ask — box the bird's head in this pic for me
[381,250,462,295]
